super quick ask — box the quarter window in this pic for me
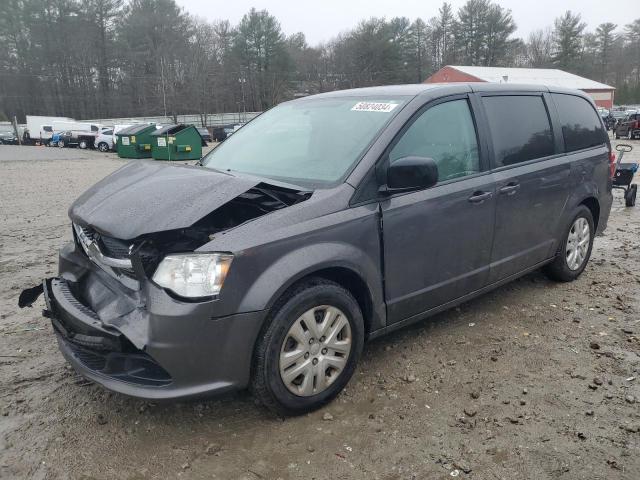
[389,99,480,182]
[552,94,606,152]
[482,95,554,167]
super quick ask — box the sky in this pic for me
[177,0,638,45]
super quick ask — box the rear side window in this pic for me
[482,95,554,167]
[552,94,605,152]
[103,130,113,135]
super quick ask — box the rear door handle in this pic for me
[499,183,520,195]
[468,191,493,203]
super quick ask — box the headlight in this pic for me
[152,253,233,298]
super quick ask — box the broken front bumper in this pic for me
[44,242,265,401]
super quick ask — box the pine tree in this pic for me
[552,11,586,71]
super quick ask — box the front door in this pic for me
[381,97,496,324]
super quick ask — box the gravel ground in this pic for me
[1,141,639,480]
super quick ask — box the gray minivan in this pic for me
[21,83,613,414]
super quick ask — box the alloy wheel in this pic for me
[566,217,590,270]
[279,305,352,397]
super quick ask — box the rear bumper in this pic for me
[45,243,266,401]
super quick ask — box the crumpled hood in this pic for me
[69,160,259,240]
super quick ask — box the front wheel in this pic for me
[97,142,109,152]
[544,206,595,282]
[251,279,364,416]
[628,130,633,140]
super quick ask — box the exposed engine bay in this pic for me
[73,183,312,287]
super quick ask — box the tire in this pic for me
[626,184,637,207]
[251,278,364,416]
[97,142,109,152]
[615,131,620,139]
[79,139,88,149]
[628,130,633,140]
[543,205,595,282]
[57,140,65,148]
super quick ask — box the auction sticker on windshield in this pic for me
[351,102,399,113]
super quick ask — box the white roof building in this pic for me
[425,66,615,108]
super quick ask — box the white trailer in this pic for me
[25,116,72,143]
[25,116,102,144]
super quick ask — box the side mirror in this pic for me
[383,156,438,194]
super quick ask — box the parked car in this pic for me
[95,129,114,152]
[20,84,613,415]
[614,113,640,140]
[56,130,97,149]
[0,129,18,144]
[224,123,243,137]
[603,114,617,131]
[211,126,228,142]
[197,127,211,144]
[610,110,627,123]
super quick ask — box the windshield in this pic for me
[202,96,409,186]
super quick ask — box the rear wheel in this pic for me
[544,206,594,282]
[628,129,633,140]
[79,139,88,149]
[251,279,364,416]
[57,140,65,148]
[626,184,637,207]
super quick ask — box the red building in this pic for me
[425,66,615,109]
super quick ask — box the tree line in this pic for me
[1,0,639,124]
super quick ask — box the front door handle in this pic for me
[499,182,520,195]
[468,191,493,203]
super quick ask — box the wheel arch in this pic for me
[264,264,381,336]
[238,246,385,342]
[579,196,600,231]
[275,266,376,337]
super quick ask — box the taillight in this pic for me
[609,150,616,178]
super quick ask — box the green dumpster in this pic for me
[116,124,156,159]
[151,124,204,161]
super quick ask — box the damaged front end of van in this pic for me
[20,160,313,400]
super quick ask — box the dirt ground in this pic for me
[1,141,639,480]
